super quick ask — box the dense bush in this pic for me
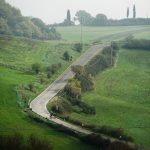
[32,63,43,74]
[72,65,95,92]
[46,63,62,75]
[0,0,61,40]
[72,43,83,52]
[63,51,70,61]
[124,39,150,50]
[86,43,119,76]
[64,78,82,104]
[85,54,111,76]
[95,126,133,142]
[0,133,53,150]
[47,96,73,114]
[80,133,110,149]
[107,141,137,150]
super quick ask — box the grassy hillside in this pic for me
[57,25,150,43]
[0,37,97,150]
[70,48,150,147]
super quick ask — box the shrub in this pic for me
[32,63,43,74]
[124,39,150,50]
[63,51,70,61]
[47,96,73,114]
[107,141,136,150]
[80,133,110,149]
[64,78,82,104]
[0,133,53,150]
[72,65,95,92]
[72,43,83,52]
[28,83,35,92]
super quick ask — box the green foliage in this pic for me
[74,10,149,26]
[71,49,150,147]
[63,51,70,61]
[64,78,82,103]
[28,83,35,92]
[86,44,119,76]
[0,133,53,150]
[94,14,107,26]
[124,39,150,50]
[72,65,95,92]
[0,0,61,40]
[107,141,136,150]
[127,7,129,18]
[32,63,43,74]
[72,43,83,52]
[80,133,110,149]
[0,17,10,34]
[46,63,62,75]
[67,10,71,22]
[133,5,136,18]
[47,96,72,115]
[75,10,93,26]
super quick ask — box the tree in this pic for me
[94,14,107,26]
[67,9,71,22]
[63,51,70,61]
[0,17,10,34]
[133,5,136,18]
[127,7,129,18]
[75,10,93,25]
[32,63,42,74]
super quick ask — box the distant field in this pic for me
[57,25,150,43]
[0,36,87,68]
[70,48,150,147]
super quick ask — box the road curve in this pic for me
[30,44,105,134]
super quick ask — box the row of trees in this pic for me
[0,133,53,150]
[126,5,136,18]
[0,0,61,40]
[53,8,150,27]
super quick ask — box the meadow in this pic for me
[0,25,150,149]
[0,36,96,150]
[70,48,150,147]
[57,25,150,43]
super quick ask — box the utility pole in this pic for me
[80,16,83,45]
[80,15,83,51]
[111,45,113,66]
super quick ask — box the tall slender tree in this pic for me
[67,9,71,21]
[133,5,136,18]
[127,7,129,18]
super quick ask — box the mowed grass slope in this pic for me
[57,25,150,43]
[0,37,96,150]
[0,66,96,150]
[70,49,150,147]
[0,36,86,68]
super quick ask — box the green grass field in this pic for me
[0,66,96,150]
[57,25,150,43]
[70,48,150,147]
[0,37,97,150]
[0,25,150,149]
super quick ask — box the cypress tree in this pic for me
[133,5,136,18]
[127,7,129,18]
[67,9,71,21]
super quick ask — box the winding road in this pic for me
[30,44,106,134]
[30,26,150,135]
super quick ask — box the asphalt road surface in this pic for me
[30,44,105,134]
